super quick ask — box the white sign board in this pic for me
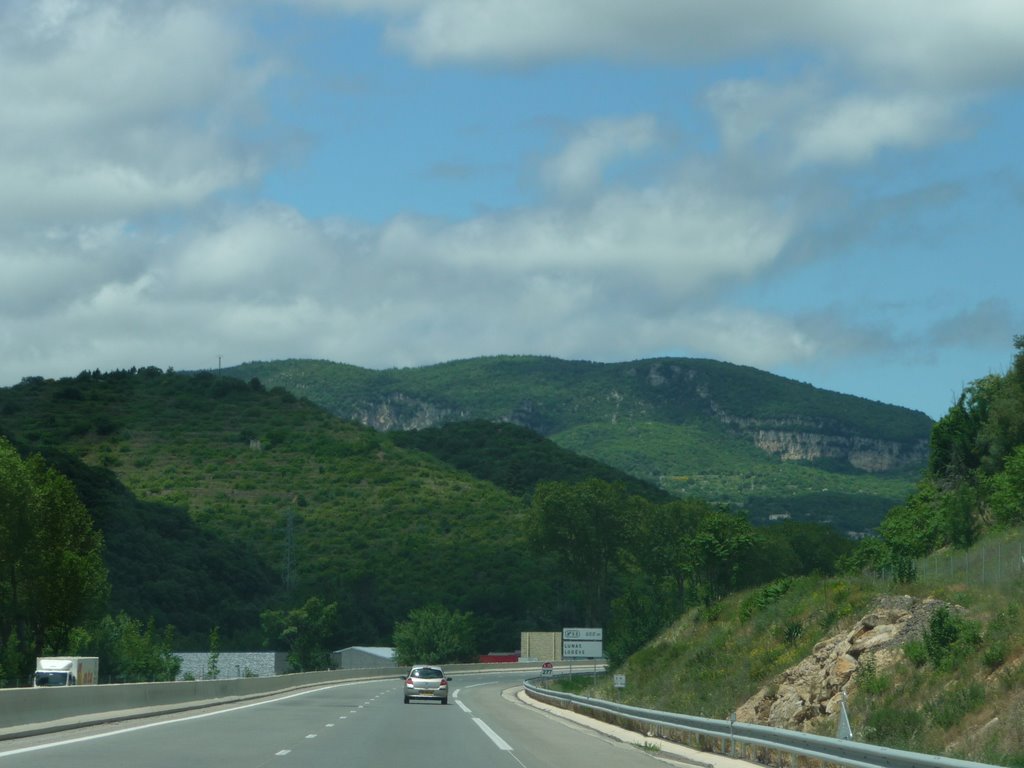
[614,674,626,688]
[562,627,603,659]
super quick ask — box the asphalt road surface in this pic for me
[0,671,672,768]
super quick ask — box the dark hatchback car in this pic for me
[403,665,451,704]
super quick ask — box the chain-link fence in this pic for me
[915,538,1024,585]
[868,534,1024,587]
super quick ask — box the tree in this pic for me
[986,444,1024,524]
[621,498,706,615]
[929,388,985,484]
[689,510,756,604]
[261,596,337,672]
[0,438,109,671]
[75,612,181,682]
[529,479,629,624]
[1,628,27,686]
[207,626,221,680]
[392,605,476,667]
[976,371,1024,476]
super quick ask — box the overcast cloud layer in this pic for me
[1,0,1022,418]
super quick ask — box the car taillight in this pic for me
[439,679,447,687]
[406,678,413,684]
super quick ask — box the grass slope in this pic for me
[566,527,1024,765]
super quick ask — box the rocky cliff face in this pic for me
[352,393,927,474]
[747,429,929,471]
[689,368,929,472]
[735,595,942,730]
[352,393,470,431]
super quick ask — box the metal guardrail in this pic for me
[522,677,995,768]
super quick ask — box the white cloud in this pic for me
[171,207,337,299]
[0,1,271,225]
[708,79,961,168]
[789,94,959,167]
[377,181,793,298]
[0,170,802,382]
[364,0,1024,92]
[540,116,659,197]
[675,308,821,369]
[0,222,143,316]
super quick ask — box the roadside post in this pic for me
[837,690,854,740]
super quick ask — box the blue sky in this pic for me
[1,1,1022,420]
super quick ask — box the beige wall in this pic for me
[520,631,561,661]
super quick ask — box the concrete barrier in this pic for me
[0,661,548,740]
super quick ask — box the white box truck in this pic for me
[33,656,99,686]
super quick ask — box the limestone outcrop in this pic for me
[735,595,943,730]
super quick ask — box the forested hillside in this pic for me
[389,420,672,502]
[0,371,551,653]
[0,367,853,679]
[222,356,932,533]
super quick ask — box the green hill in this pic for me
[0,369,578,649]
[221,356,933,533]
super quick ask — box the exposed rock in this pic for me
[735,596,944,731]
[749,430,928,472]
[352,393,470,431]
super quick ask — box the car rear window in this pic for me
[412,668,442,679]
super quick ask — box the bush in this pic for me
[739,578,794,619]
[923,606,981,669]
[983,641,1007,671]
[903,639,928,668]
[392,605,476,666]
[857,653,890,695]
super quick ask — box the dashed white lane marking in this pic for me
[0,683,352,759]
[472,718,512,751]
[456,700,472,714]
[276,750,291,756]
[305,734,317,739]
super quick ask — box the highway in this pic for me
[0,671,667,768]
